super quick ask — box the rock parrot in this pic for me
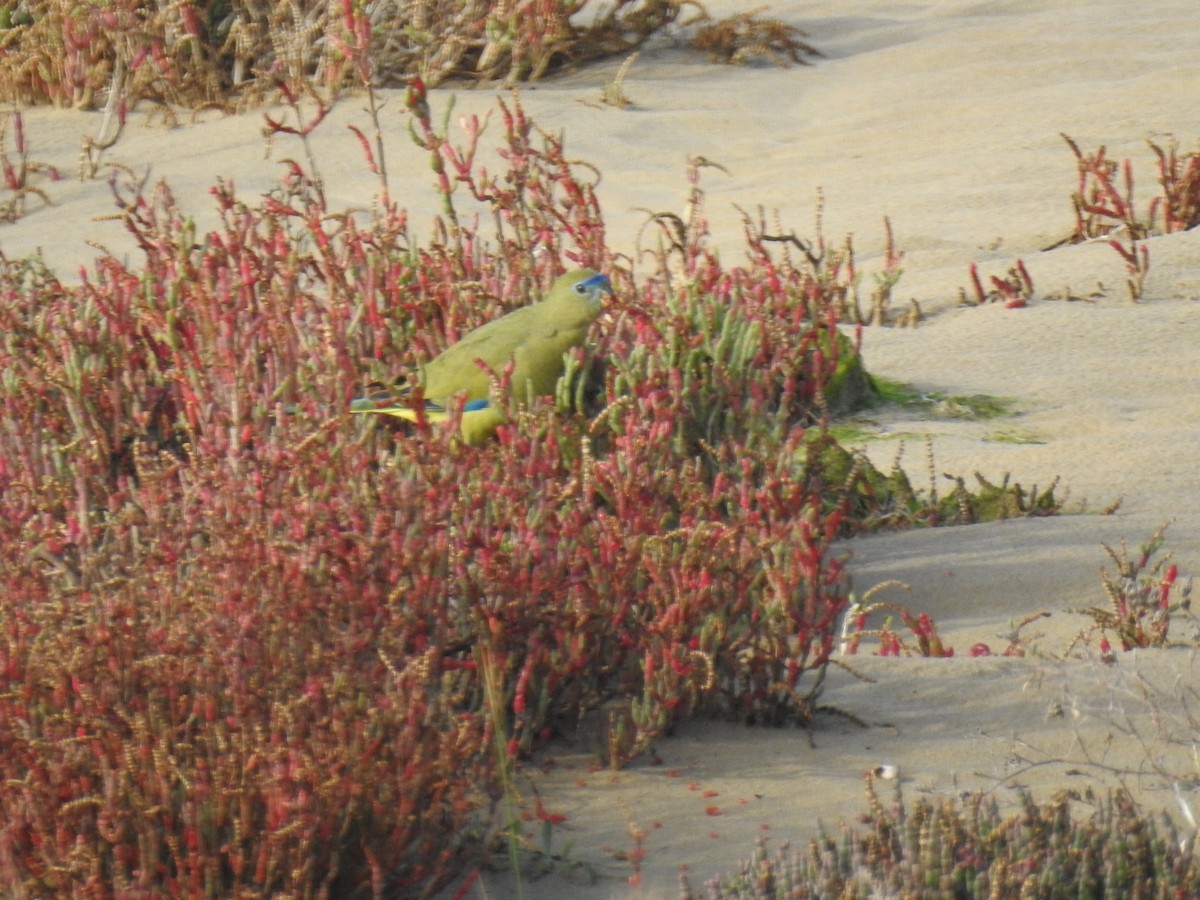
[352,269,613,444]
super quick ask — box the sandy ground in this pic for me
[4,1,1200,897]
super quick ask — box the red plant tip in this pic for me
[1107,240,1134,263]
[1016,259,1033,292]
[968,643,993,657]
[406,77,429,117]
[275,77,296,105]
[1159,564,1179,608]
[968,262,985,302]
[1004,298,1027,309]
[180,3,201,37]
[534,799,567,825]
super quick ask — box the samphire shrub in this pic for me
[0,0,816,108]
[689,777,1200,898]
[0,68,885,894]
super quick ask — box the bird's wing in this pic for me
[422,303,576,400]
[420,305,543,401]
[510,322,591,398]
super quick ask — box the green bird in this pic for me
[352,269,613,444]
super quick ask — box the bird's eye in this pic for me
[574,282,588,294]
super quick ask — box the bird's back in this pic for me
[420,298,595,403]
[420,305,540,403]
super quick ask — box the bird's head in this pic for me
[552,269,614,320]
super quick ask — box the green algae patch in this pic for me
[869,375,1018,421]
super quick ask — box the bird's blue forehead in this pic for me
[579,273,613,294]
